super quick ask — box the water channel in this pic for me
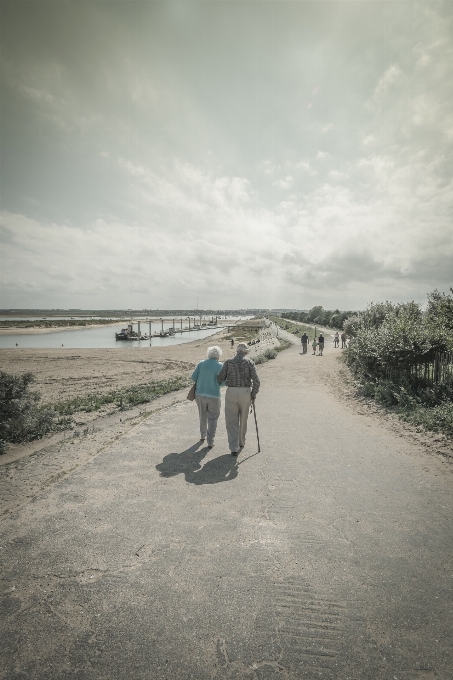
[0,322,228,349]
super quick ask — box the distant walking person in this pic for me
[334,332,339,348]
[312,337,318,355]
[301,332,309,354]
[231,338,235,348]
[341,332,347,349]
[190,346,224,448]
[318,333,325,356]
[216,343,260,456]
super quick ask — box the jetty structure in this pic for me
[115,316,221,341]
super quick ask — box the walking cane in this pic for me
[252,401,261,453]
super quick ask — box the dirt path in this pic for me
[1,340,452,679]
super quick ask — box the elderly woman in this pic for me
[216,343,260,456]
[190,346,224,448]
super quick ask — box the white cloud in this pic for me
[261,160,281,177]
[369,64,402,108]
[273,176,294,190]
[295,160,310,172]
[362,134,376,147]
[327,170,348,182]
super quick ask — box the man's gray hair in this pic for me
[236,343,249,354]
[207,345,222,360]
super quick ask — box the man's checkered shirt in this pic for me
[216,355,260,399]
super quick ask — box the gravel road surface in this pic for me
[1,339,452,679]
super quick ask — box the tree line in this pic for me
[282,306,357,330]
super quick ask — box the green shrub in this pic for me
[344,302,434,380]
[344,289,453,439]
[275,339,292,352]
[253,338,290,365]
[373,381,400,406]
[0,372,59,451]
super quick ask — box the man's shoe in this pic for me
[231,451,239,456]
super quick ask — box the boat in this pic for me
[115,324,139,340]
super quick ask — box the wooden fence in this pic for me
[383,352,453,387]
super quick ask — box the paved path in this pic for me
[1,341,452,680]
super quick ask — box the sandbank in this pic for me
[0,322,120,336]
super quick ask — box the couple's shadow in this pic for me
[156,441,238,485]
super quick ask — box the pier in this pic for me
[116,316,224,341]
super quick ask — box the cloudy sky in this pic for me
[1,1,452,311]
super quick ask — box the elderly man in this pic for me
[216,342,260,456]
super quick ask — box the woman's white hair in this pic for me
[207,345,222,360]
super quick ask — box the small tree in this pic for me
[308,305,323,322]
[426,288,453,351]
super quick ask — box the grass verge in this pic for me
[354,376,453,441]
[51,376,191,416]
[399,402,453,438]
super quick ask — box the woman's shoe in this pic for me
[231,451,239,456]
